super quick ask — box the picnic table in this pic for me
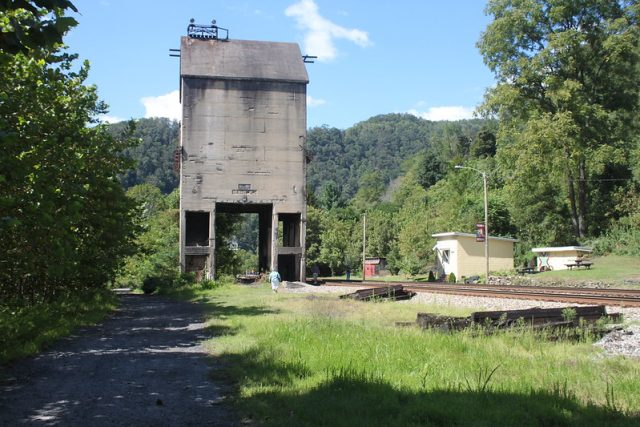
[565,259,593,270]
[516,266,536,275]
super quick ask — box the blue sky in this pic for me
[67,0,496,129]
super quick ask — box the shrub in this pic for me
[141,275,173,294]
[427,270,436,282]
[200,279,218,290]
[173,272,197,287]
[448,272,457,283]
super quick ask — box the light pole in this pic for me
[362,213,366,282]
[454,165,489,284]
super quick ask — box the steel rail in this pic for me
[321,280,640,307]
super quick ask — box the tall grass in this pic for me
[0,290,117,365]
[197,285,640,426]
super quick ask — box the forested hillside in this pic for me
[109,118,179,194]
[306,115,491,199]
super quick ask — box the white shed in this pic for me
[531,246,593,271]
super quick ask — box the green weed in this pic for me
[192,285,640,426]
[0,290,117,365]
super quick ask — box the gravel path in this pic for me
[283,282,640,359]
[0,294,234,426]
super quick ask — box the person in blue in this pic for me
[268,269,281,293]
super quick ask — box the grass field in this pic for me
[189,284,640,426]
[534,255,640,285]
[324,255,640,287]
[0,290,117,365]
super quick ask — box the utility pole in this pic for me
[362,213,366,282]
[455,165,490,284]
[482,171,489,284]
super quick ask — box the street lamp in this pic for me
[454,165,489,284]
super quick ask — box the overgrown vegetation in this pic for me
[194,285,640,426]
[0,290,116,365]
[109,117,180,194]
[0,1,137,306]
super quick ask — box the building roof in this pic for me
[180,37,309,83]
[431,232,518,243]
[531,246,593,253]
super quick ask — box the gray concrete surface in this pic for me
[0,295,234,426]
[179,37,308,281]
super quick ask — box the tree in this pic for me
[318,180,345,210]
[318,210,360,275]
[395,186,434,276]
[352,170,385,210]
[471,128,497,158]
[0,1,137,304]
[305,205,324,267]
[117,188,179,288]
[110,118,180,194]
[0,0,77,56]
[363,206,399,267]
[415,149,445,190]
[478,0,640,239]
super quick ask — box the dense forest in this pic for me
[109,118,179,194]
[306,115,491,200]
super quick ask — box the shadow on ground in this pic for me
[216,348,640,426]
[0,294,238,426]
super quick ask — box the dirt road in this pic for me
[0,294,234,426]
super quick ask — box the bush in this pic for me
[448,272,457,283]
[173,272,197,287]
[427,270,436,282]
[141,275,173,294]
[200,279,218,290]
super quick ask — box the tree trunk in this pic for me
[566,172,580,238]
[577,159,587,239]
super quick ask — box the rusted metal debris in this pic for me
[340,284,416,302]
[414,305,621,332]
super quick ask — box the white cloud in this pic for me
[307,95,326,107]
[408,106,475,121]
[98,114,125,124]
[285,0,370,62]
[141,90,181,121]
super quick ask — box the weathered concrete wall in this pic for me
[181,79,307,211]
[179,37,308,280]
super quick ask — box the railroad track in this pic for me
[321,280,640,307]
